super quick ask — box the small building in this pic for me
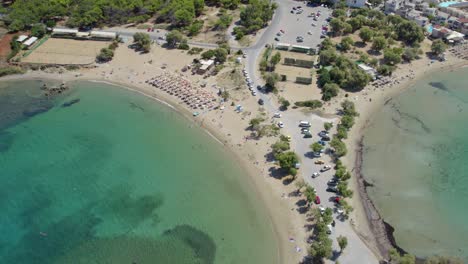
[436,11,450,23]
[90,31,117,40]
[432,25,451,38]
[16,35,28,43]
[345,0,367,8]
[275,43,291,50]
[358,64,377,79]
[52,28,78,37]
[385,0,402,14]
[423,7,437,17]
[23,37,38,49]
[198,59,215,74]
[408,11,429,27]
[290,45,315,54]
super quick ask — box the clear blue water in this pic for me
[362,68,468,260]
[427,24,433,34]
[0,80,277,263]
[439,1,459,7]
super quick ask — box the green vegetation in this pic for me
[339,36,354,52]
[389,248,416,264]
[324,122,333,131]
[133,32,152,52]
[321,82,339,101]
[7,36,22,61]
[96,47,114,62]
[304,186,316,204]
[0,66,25,77]
[31,23,46,38]
[233,0,276,39]
[294,100,323,109]
[276,151,299,176]
[310,142,324,153]
[264,72,279,92]
[249,116,279,138]
[337,236,348,252]
[431,39,447,56]
[359,26,374,43]
[165,30,186,48]
[372,36,387,51]
[384,47,403,65]
[279,97,290,110]
[188,47,204,55]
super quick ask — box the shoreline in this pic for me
[0,71,303,264]
[344,57,468,259]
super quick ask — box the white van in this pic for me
[299,121,311,127]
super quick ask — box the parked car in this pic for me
[276,32,282,36]
[280,29,285,33]
[315,196,321,204]
[251,91,257,96]
[257,85,262,90]
[274,37,280,41]
[328,178,339,185]
[304,132,312,138]
[301,129,310,134]
[326,187,338,193]
[273,112,282,118]
[314,159,325,164]
[318,140,326,146]
[312,152,322,157]
[299,121,311,127]
[321,135,331,141]
[278,121,284,128]
[258,99,264,105]
[326,224,332,234]
[301,127,310,132]
[320,165,331,172]
[312,172,320,178]
[319,206,325,215]
[318,130,329,137]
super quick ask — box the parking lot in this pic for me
[272,3,332,50]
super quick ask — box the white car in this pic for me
[278,121,284,128]
[307,31,312,35]
[326,224,332,234]
[320,165,332,172]
[273,112,282,118]
[252,91,257,96]
[319,206,325,215]
[312,172,320,178]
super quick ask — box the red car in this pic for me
[315,196,321,204]
[334,196,341,204]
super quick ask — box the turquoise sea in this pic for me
[0,80,277,263]
[362,67,468,260]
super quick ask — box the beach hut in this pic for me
[23,37,38,49]
[16,35,28,43]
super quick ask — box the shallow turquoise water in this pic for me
[0,80,277,263]
[362,68,468,260]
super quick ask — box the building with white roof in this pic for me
[23,37,38,48]
[16,35,28,43]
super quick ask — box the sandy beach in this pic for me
[0,44,309,263]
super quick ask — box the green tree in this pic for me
[378,64,395,76]
[395,20,424,45]
[213,48,228,63]
[402,47,420,62]
[272,140,290,155]
[304,186,316,204]
[276,151,299,175]
[265,72,279,92]
[96,47,114,62]
[133,32,152,52]
[322,82,339,101]
[330,18,345,35]
[348,15,366,32]
[340,115,355,129]
[324,122,333,131]
[187,20,204,36]
[279,97,290,110]
[431,39,447,55]
[337,236,348,252]
[309,236,333,259]
[311,142,324,153]
[214,13,233,30]
[359,26,374,43]
[270,52,281,68]
[318,69,331,87]
[372,36,387,51]
[330,138,347,157]
[249,117,265,130]
[332,9,346,18]
[341,100,359,116]
[340,36,354,52]
[384,48,402,65]
[31,23,46,38]
[319,48,337,66]
[165,30,185,48]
